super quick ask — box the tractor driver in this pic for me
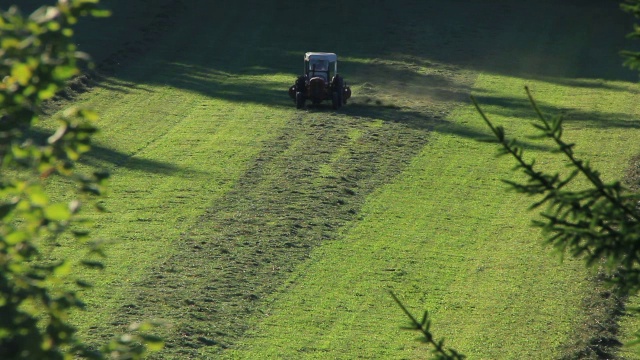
[314,60,328,71]
[310,59,329,80]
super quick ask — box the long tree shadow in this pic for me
[27,128,202,176]
[473,94,640,129]
[70,0,640,143]
[140,55,617,151]
[342,101,557,152]
[80,144,206,176]
[30,0,635,181]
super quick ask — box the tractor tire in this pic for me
[295,76,306,91]
[296,92,305,109]
[332,74,344,89]
[332,91,341,110]
[332,75,345,107]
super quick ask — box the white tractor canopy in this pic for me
[304,52,338,75]
[305,52,338,62]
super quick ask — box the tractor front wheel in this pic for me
[296,92,305,109]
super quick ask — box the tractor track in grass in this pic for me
[115,108,437,357]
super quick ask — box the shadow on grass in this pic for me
[80,144,205,176]
[53,0,640,102]
[473,94,640,129]
[338,101,556,152]
[27,128,199,176]
[66,0,639,158]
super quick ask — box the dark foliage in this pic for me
[0,1,161,358]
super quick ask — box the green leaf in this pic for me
[1,37,20,49]
[65,147,80,161]
[38,83,58,100]
[27,186,49,206]
[6,231,27,245]
[54,260,72,276]
[47,21,60,31]
[12,63,32,86]
[44,203,71,221]
[80,109,99,121]
[0,202,16,220]
[52,65,79,81]
[140,334,164,352]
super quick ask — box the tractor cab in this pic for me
[305,52,337,82]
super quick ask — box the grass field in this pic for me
[17,0,640,358]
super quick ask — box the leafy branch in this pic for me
[472,88,640,296]
[621,0,640,69]
[398,1,640,356]
[390,292,465,360]
[395,86,640,358]
[0,1,163,358]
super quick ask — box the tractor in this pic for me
[288,52,351,109]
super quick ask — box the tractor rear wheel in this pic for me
[296,92,305,109]
[332,91,341,110]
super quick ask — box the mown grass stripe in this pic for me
[224,71,640,359]
[114,107,436,358]
[41,72,295,344]
[28,0,640,358]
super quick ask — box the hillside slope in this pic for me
[27,0,640,358]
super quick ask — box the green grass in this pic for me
[224,72,640,359]
[83,98,286,299]
[22,0,640,358]
[619,295,640,359]
[40,69,296,345]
